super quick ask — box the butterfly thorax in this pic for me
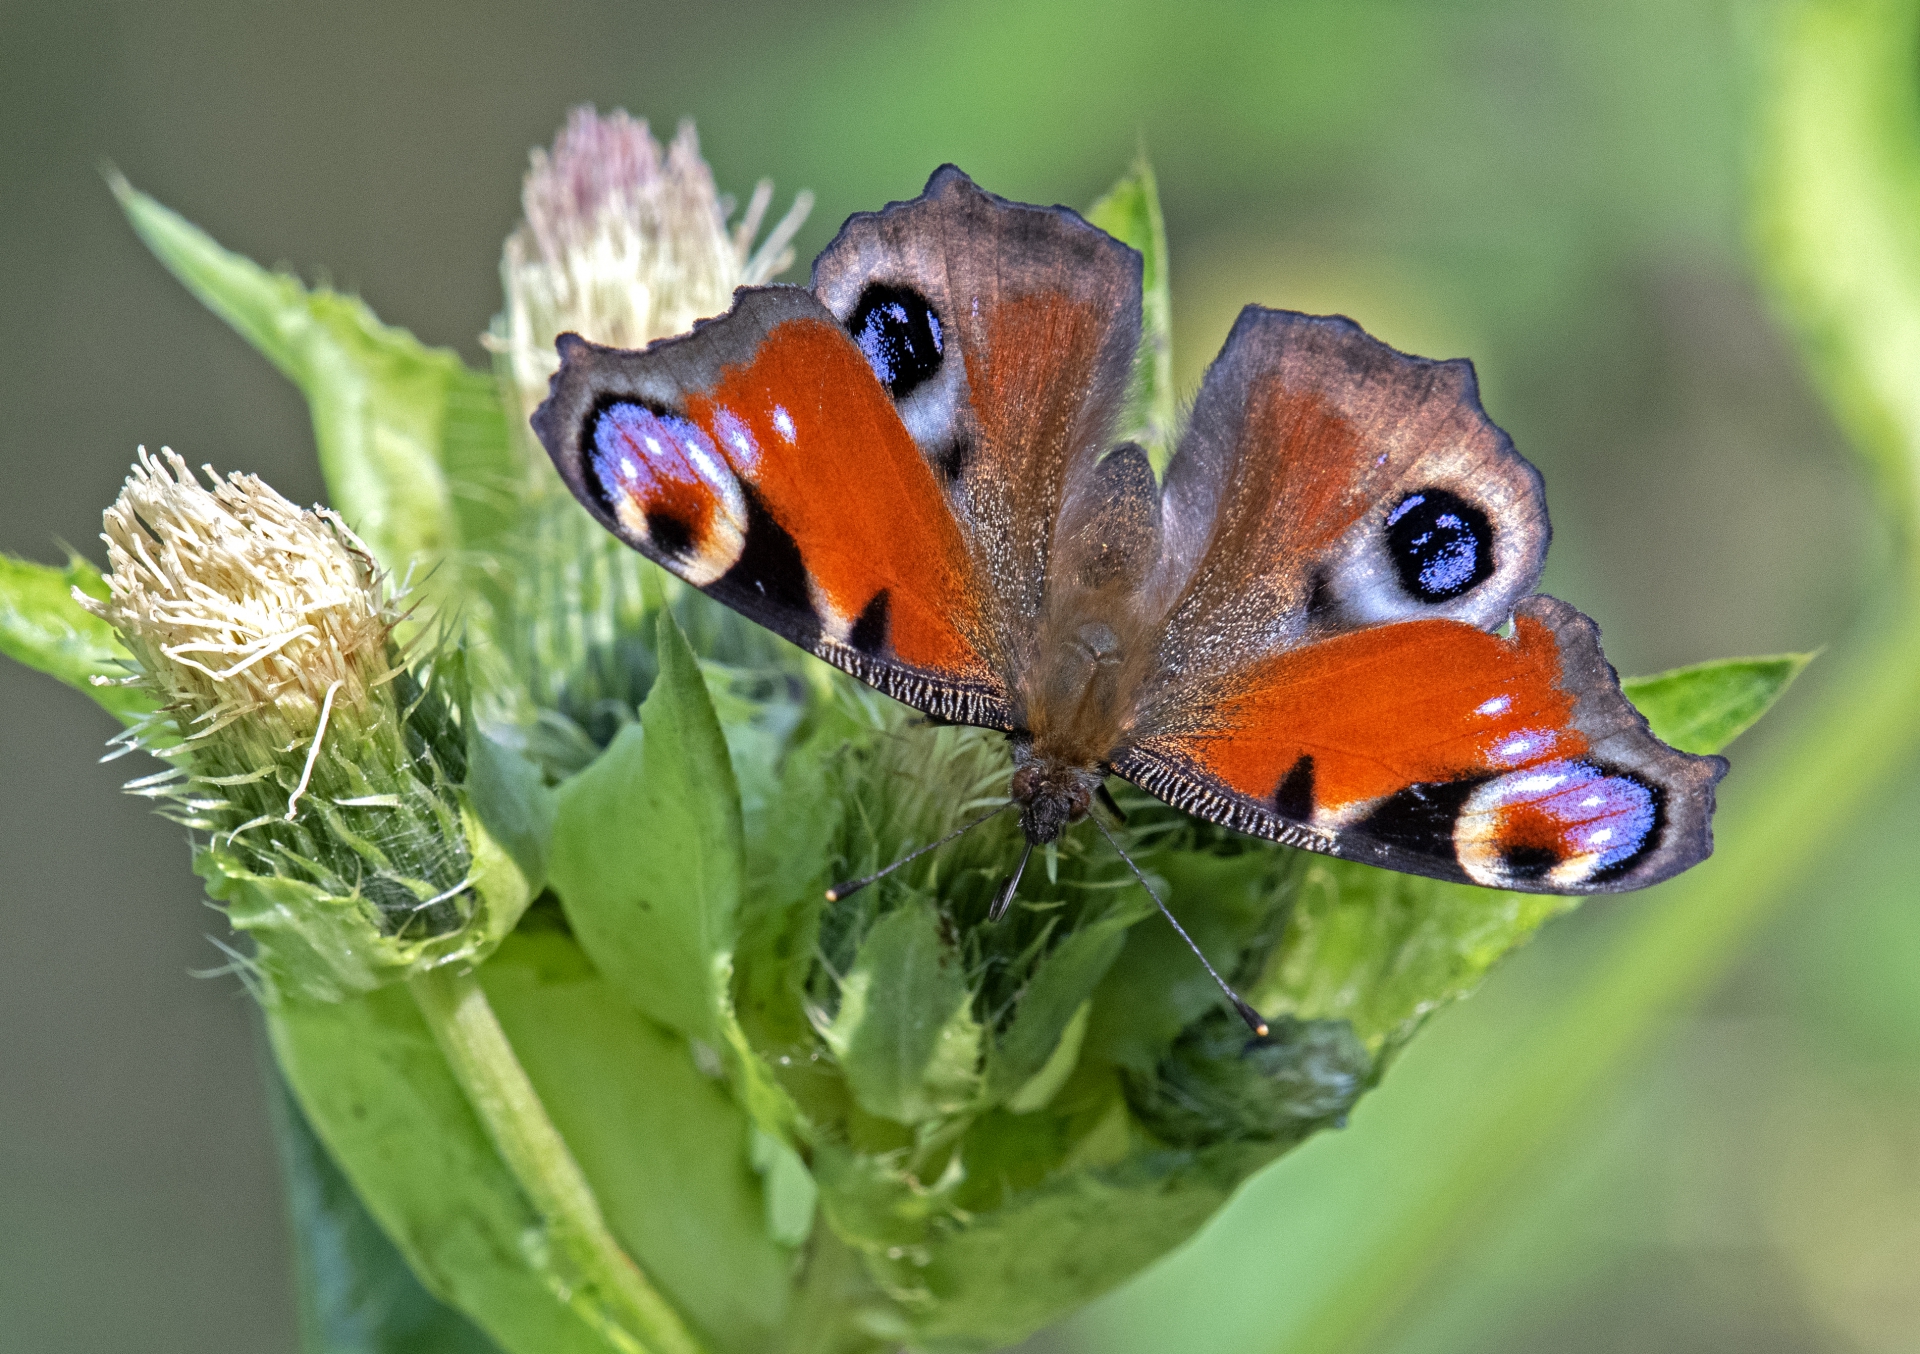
[1010,604,1156,844]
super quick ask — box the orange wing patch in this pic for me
[686,317,991,679]
[1161,613,1584,818]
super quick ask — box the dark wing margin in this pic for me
[1115,595,1725,894]
[532,285,1014,729]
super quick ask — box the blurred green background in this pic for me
[2,1,1912,1351]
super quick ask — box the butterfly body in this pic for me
[534,166,1724,895]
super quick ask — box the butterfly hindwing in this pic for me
[533,285,1012,727]
[1120,596,1723,891]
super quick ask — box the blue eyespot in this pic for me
[849,283,944,400]
[1458,759,1662,885]
[1385,489,1494,603]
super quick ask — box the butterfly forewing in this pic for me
[812,166,1144,685]
[533,285,1013,728]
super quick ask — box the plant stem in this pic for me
[1276,599,1920,1354]
[409,966,708,1354]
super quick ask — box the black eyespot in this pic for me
[848,283,944,400]
[645,512,694,559]
[1385,488,1495,603]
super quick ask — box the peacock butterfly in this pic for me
[532,166,1725,1028]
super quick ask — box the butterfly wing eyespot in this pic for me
[1384,488,1496,603]
[847,283,945,399]
[580,398,748,585]
[1448,759,1664,889]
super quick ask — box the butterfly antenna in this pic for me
[988,840,1035,923]
[826,802,1014,902]
[1094,817,1270,1038]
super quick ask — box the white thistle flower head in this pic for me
[492,107,813,444]
[78,446,399,752]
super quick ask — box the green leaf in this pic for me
[480,929,796,1352]
[110,176,517,585]
[988,917,1130,1106]
[825,900,982,1124]
[267,1063,500,1354]
[268,988,619,1354]
[1004,1002,1092,1116]
[1254,860,1574,1058]
[465,729,555,895]
[0,552,155,724]
[1085,156,1175,468]
[748,1128,819,1249]
[1624,652,1814,755]
[548,608,743,1043]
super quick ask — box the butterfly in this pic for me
[532,166,1725,1026]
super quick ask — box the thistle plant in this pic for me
[0,100,1852,1354]
[76,448,524,1001]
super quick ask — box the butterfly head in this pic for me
[1009,745,1097,845]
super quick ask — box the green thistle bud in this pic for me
[78,448,530,1002]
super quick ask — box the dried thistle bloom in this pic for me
[79,448,527,1001]
[82,446,396,757]
[492,107,813,443]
